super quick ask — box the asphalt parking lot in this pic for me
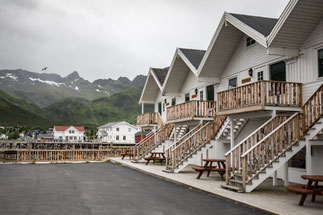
[0,162,270,215]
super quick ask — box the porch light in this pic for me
[248,68,253,77]
[195,88,198,95]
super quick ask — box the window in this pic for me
[116,127,119,132]
[288,148,305,169]
[74,136,77,140]
[228,77,237,89]
[69,130,75,134]
[163,103,165,112]
[171,98,176,106]
[128,128,131,132]
[158,102,162,115]
[246,37,256,47]
[185,93,190,102]
[116,135,119,140]
[257,71,264,81]
[270,61,286,81]
[200,90,204,100]
[69,136,73,140]
[123,136,126,140]
[318,49,323,77]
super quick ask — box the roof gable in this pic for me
[162,48,206,94]
[198,12,277,78]
[54,126,85,132]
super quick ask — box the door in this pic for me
[270,61,286,81]
[158,102,162,115]
[206,85,214,101]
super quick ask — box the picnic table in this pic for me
[144,152,166,165]
[120,149,134,160]
[286,175,323,206]
[192,159,226,180]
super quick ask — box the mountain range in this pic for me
[0,69,146,107]
[0,69,148,127]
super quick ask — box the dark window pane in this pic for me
[171,98,176,106]
[185,93,190,102]
[270,61,286,81]
[228,78,237,89]
[319,49,323,77]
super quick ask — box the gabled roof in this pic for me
[54,126,85,132]
[197,12,277,78]
[151,67,169,86]
[267,0,323,54]
[230,13,278,36]
[179,48,206,69]
[98,121,137,129]
[162,48,206,94]
[139,67,169,104]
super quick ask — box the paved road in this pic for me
[0,163,270,215]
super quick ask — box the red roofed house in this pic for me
[53,126,85,142]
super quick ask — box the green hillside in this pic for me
[41,88,142,126]
[0,91,49,126]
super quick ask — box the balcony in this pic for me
[167,100,216,123]
[137,112,162,127]
[217,80,302,115]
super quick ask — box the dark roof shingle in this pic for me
[230,13,278,36]
[179,48,206,69]
[151,67,169,85]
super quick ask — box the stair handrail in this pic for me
[134,131,154,147]
[166,122,214,170]
[165,122,203,151]
[240,112,300,191]
[302,83,323,133]
[224,115,288,185]
[224,116,278,157]
[134,123,173,160]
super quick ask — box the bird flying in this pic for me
[41,67,48,71]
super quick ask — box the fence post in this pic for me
[242,156,247,192]
[225,155,230,185]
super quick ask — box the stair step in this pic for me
[229,179,243,184]
[221,184,244,193]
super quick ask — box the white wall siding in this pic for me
[302,80,323,104]
[219,35,282,91]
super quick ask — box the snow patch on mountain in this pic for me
[4,73,18,81]
[75,86,79,91]
[29,77,64,87]
[96,89,100,92]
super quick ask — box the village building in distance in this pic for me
[53,126,85,142]
[97,121,139,145]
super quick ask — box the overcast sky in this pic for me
[0,0,289,82]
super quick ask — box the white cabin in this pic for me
[97,121,138,145]
[53,126,85,142]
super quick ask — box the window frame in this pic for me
[257,71,264,81]
[246,37,256,47]
[228,77,238,89]
[185,93,190,102]
[171,98,176,106]
[318,49,323,78]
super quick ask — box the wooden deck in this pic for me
[136,112,163,127]
[217,81,302,115]
[166,100,216,123]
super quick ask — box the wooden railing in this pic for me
[217,81,302,113]
[241,113,301,190]
[1,146,134,162]
[133,123,174,160]
[137,112,159,126]
[167,100,216,122]
[166,115,226,171]
[303,84,323,133]
[225,115,288,184]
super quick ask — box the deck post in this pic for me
[141,103,144,114]
[273,171,278,186]
[306,140,312,175]
[283,162,289,186]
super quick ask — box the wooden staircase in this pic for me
[222,84,323,192]
[165,115,226,173]
[133,123,174,161]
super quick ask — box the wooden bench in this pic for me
[120,152,133,160]
[192,166,226,180]
[144,152,166,165]
[286,184,323,206]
